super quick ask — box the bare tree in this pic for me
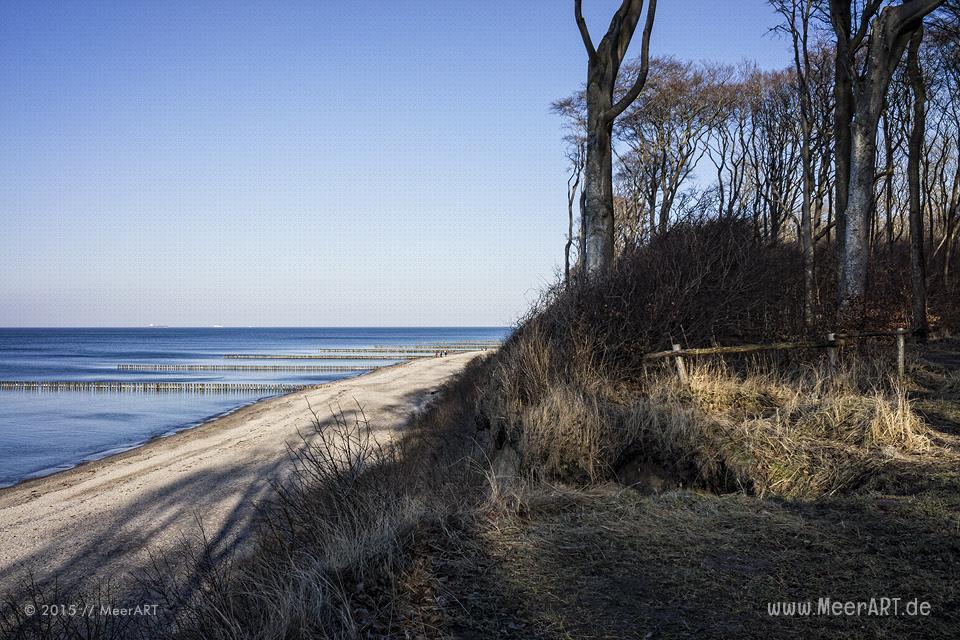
[575,0,657,273]
[747,70,804,244]
[706,64,761,221]
[552,96,589,282]
[566,142,586,283]
[773,0,819,329]
[830,0,946,324]
[616,58,731,236]
[829,0,855,258]
[929,2,960,284]
[907,26,930,340]
[550,1,959,335]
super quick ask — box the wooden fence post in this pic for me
[672,344,689,385]
[896,328,906,379]
[826,333,837,375]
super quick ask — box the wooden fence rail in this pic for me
[644,328,908,381]
[643,341,842,360]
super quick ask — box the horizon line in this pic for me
[0,325,512,329]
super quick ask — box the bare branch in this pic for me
[850,0,884,51]
[575,0,597,59]
[891,0,948,31]
[608,0,657,119]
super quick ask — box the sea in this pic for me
[0,327,508,488]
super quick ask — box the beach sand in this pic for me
[0,351,479,597]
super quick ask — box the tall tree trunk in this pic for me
[781,0,817,329]
[943,165,960,286]
[801,139,816,329]
[882,111,896,249]
[907,28,929,342]
[830,0,853,259]
[565,145,584,284]
[582,98,616,273]
[579,187,587,264]
[839,116,881,321]
[575,0,656,274]
[833,0,945,325]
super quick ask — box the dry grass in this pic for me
[1,357,496,640]
[5,339,959,638]
[5,222,959,638]
[482,326,935,500]
[152,359,493,640]
[401,480,960,639]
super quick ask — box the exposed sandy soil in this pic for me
[0,352,479,597]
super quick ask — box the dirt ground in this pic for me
[379,341,960,639]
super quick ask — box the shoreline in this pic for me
[0,365,396,493]
[0,394,267,492]
[0,381,319,504]
[0,357,418,497]
[0,352,480,594]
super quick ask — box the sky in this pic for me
[0,1,793,327]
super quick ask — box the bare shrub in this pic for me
[0,356,494,640]
[0,578,141,640]
[477,218,944,497]
[151,356,494,639]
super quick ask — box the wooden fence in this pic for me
[644,328,909,384]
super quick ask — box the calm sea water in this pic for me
[0,327,507,488]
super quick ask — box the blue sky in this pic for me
[0,1,792,327]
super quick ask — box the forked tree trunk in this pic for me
[833,0,945,325]
[575,0,656,274]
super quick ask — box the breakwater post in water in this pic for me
[222,354,423,360]
[308,347,473,354]
[0,381,307,393]
[117,364,374,372]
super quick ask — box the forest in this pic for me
[556,0,960,339]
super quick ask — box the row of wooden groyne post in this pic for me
[117,364,375,372]
[0,381,307,393]
[223,353,431,360]
[0,341,503,394]
[220,343,501,360]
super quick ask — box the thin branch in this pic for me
[608,0,657,119]
[575,0,597,60]
[891,0,948,31]
[850,0,884,51]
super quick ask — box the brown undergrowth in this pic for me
[5,341,959,638]
[5,224,960,638]
[482,326,936,499]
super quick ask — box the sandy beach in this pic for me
[0,352,479,596]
